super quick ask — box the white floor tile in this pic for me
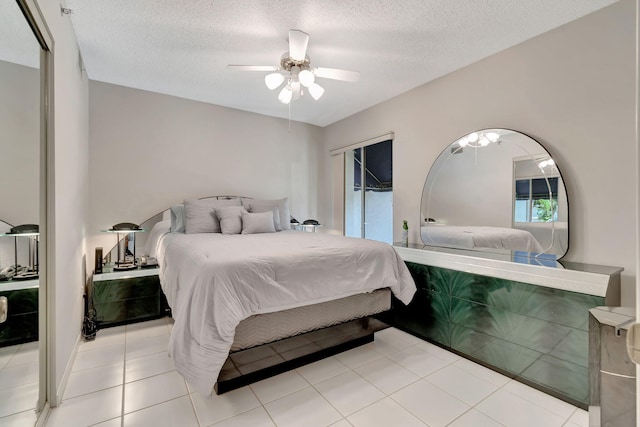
[503,380,576,419]
[296,356,350,385]
[347,397,426,427]
[314,371,385,416]
[568,408,589,426]
[72,342,125,372]
[124,370,188,414]
[354,356,420,394]
[250,370,309,404]
[386,345,451,377]
[79,327,126,352]
[0,345,19,370]
[447,408,504,427]
[0,360,39,389]
[46,386,122,427]
[0,381,38,418]
[64,361,124,399]
[124,350,175,383]
[0,409,39,427]
[125,333,170,360]
[125,319,170,342]
[452,358,510,387]
[264,386,342,427]
[328,420,352,427]
[476,389,566,427]
[191,385,261,426]
[210,406,275,427]
[123,395,198,427]
[391,379,470,426]
[90,417,123,427]
[334,343,383,369]
[426,364,499,406]
[373,328,421,355]
[6,342,39,368]
[414,340,461,363]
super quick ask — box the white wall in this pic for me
[321,0,637,305]
[0,60,39,226]
[36,0,91,402]
[87,81,324,261]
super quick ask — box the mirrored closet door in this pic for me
[0,0,51,425]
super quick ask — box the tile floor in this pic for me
[0,340,40,426]
[42,317,590,427]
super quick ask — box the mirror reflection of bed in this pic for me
[421,128,569,259]
[96,196,417,395]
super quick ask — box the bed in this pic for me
[143,197,416,396]
[420,224,544,253]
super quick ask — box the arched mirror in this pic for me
[421,129,568,260]
[0,0,52,423]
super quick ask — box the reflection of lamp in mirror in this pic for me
[102,222,145,271]
[5,224,39,280]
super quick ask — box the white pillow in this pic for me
[170,204,185,233]
[247,205,281,231]
[241,211,276,234]
[215,206,247,235]
[245,198,291,230]
[184,198,241,233]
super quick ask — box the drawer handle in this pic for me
[0,296,7,323]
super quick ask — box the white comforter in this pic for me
[421,225,544,253]
[156,230,416,396]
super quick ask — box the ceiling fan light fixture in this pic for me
[278,85,293,104]
[299,69,315,87]
[265,72,285,90]
[291,81,302,101]
[308,83,325,100]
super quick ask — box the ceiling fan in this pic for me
[227,30,360,104]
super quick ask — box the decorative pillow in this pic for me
[241,211,276,234]
[184,198,241,233]
[247,205,281,231]
[214,206,247,235]
[170,204,185,233]
[245,197,291,230]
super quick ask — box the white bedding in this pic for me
[155,228,416,396]
[421,225,544,253]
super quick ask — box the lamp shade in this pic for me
[278,85,293,104]
[308,83,324,100]
[265,72,285,90]
[299,69,315,87]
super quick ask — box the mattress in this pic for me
[231,288,391,351]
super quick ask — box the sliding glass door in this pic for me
[344,139,393,243]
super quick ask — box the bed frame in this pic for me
[216,316,388,394]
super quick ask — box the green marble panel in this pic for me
[548,329,588,368]
[521,354,589,404]
[451,324,542,374]
[450,297,571,354]
[430,266,479,296]
[0,288,39,347]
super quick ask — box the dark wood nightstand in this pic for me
[91,268,170,328]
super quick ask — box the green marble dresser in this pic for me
[384,245,622,409]
[92,268,169,327]
[0,280,38,347]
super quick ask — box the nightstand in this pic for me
[91,267,170,328]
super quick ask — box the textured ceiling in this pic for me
[14,1,621,126]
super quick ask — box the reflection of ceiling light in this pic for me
[457,131,501,148]
[538,158,555,169]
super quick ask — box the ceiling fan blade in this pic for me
[227,65,278,72]
[314,67,360,82]
[288,30,309,61]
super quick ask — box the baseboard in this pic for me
[36,403,51,427]
[54,332,81,405]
